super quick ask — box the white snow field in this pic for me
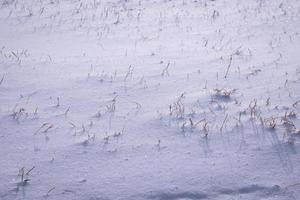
[1,0,300,199]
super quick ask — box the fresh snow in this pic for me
[1,0,300,199]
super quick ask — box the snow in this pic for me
[1,0,300,199]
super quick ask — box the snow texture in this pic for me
[1,0,300,199]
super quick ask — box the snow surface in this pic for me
[1,0,300,199]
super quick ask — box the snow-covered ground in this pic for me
[1,0,300,199]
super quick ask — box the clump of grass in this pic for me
[292,100,300,108]
[212,88,236,101]
[281,115,296,132]
[179,120,188,133]
[44,187,56,197]
[81,132,96,146]
[285,110,297,119]
[106,96,117,113]
[201,120,210,137]
[124,65,134,81]
[34,123,54,135]
[11,107,26,121]
[161,61,170,77]
[113,127,125,138]
[246,69,262,79]
[233,112,244,127]
[169,93,185,119]
[18,166,35,186]
[248,99,258,119]
[263,117,277,130]
[187,118,210,137]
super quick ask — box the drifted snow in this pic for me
[0,0,300,199]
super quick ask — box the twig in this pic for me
[220,114,228,132]
[224,55,233,78]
